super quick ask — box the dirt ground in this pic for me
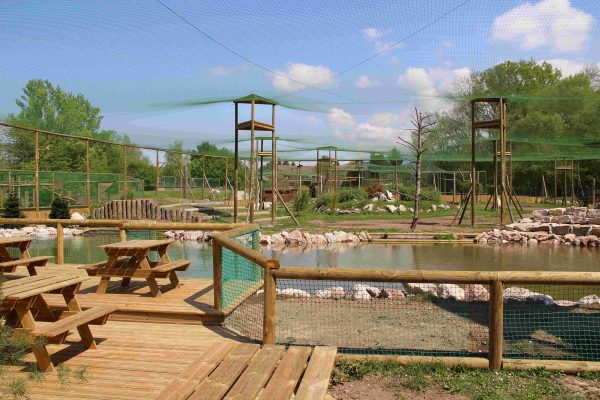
[329,375,468,400]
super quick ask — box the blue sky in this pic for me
[1,0,599,157]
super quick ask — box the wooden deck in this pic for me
[4,264,221,324]
[2,320,250,399]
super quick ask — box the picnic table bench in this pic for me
[1,275,117,371]
[0,237,53,275]
[155,343,337,400]
[81,239,191,297]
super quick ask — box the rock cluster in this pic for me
[163,230,212,241]
[259,230,368,247]
[370,190,396,202]
[0,225,82,237]
[532,207,600,224]
[266,283,594,306]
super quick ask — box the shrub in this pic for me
[397,185,441,203]
[338,188,368,203]
[293,188,312,214]
[2,192,23,219]
[121,188,135,200]
[49,196,71,219]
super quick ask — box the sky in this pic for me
[1,0,599,159]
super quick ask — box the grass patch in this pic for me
[332,360,600,400]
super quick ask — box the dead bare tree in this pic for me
[398,108,435,231]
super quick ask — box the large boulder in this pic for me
[279,288,311,298]
[346,284,375,301]
[550,224,571,235]
[378,287,405,299]
[315,287,345,299]
[363,203,375,212]
[437,284,465,300]
[572,226,591,236]
[70,212,85,221]
[464,284,489,301]
[386,205,398,213]
[503,287,554,305]
[578,295,600,305]
[405,282,438,297]
[398,204,408,212]
[548,208,566,216]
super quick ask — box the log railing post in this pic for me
[489,279,504,370]
[263,259,279,345]
[119,228,127,242]
[56,222,64,264]
[212,241,223,313]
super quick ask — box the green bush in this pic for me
[396,185,441,203]
[2,192,23,219]
[293,188,312,214]
[49,196,71,219]
[316,189,367,210]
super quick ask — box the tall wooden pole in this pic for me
[123,145,128,198]
[571,160,575,205]
[470,100,476,227]
[155,150,160,200]
[225,157,229,201]
[85,139,91,211]
[201,155,206,199]
[234,103,239,223]
[34,130,39,214]
[334,149,338,192]
[271,105,277,226]
[593,177,596,207]
[500,99,507,224]
[179,153,183,199]
[316,149,320,194]
[249,101,256,222]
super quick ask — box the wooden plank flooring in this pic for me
[4,264,220,324]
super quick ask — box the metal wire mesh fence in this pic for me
[221,229,263,310]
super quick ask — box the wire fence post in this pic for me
[489,279,504,370]
[263,260,279,345]
[56,222,64,264]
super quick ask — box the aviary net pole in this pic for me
[271,104,277,226]
[234,103,239,223]
[155,149,160,200]
[470,100,476,227]
[34,130,39,214]
[123,145,128,198]
[250,100,256,223]
[86,139,91,211]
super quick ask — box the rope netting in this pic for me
[225,278,600,361]
[221,229,263,311]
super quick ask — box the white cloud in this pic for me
[327,107,356,127]
[541,59,589,76]
[397,66,471,111]
[207,64,249,77]
[271,63,335,92]
[354,74,378,89]
[492,0,594,52]
[362,27,400,54]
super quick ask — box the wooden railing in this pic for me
[0,218,245,264]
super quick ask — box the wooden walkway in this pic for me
[4,264,221,324]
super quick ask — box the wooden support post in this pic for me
[453,172,456,204]
[179,152,183,199]
[334,149,338,191]
[263,264,278,344]
[234,103,239,222]
[571,160,575,205]
[212,242,223,312]
[249,101,256,222]
[34,130,39,214]
[86,139,91,211]
[489,279,504,370]
[201,155,206,199]
[593,178,596,207]
[119,228,127,242]
[225,157,229,201]
[155,149,160,200]
[554,160,558,202]
[123,145,128,197]
[271,105,277,226]
[500,99,507,224]
[470,100,476,227]
[56,222,64,264]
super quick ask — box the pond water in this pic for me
[24,234,600,279]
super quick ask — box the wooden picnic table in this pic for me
[1,274,116,371]
[0,236,53,275]
[86,239,191,297]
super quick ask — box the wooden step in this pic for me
[31,305,118,338]
[153,260,191,274]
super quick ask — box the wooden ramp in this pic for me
[156,343,337,400]
[5,264,221,324]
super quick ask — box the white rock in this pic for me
[70,212,85,221]
[346,284,373,301]
[398,204,407,212]
[578,295,600,305]
[363,203,375,212]
[333,231,349,242]
[503,287,554,305]
[315,287,345,299]
[555,300,578,307]
[464,284,489,301]
[437,284,465,301]
[378,288,405,299]
[430,205,437,212]
[279,288,311,298]
[324,232,337,243]
[405,283,438,297]
[385,205,398,213]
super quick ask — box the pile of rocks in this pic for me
[532,207,600,224]
[163,230,211,241]
[259,230,368,247]
[265,283,596,306]
[0,225,82,237]
[370,190,395,202]
[476,228,600,247]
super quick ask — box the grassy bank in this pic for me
[330,360,600,400]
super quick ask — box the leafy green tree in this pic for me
[2,193,23,219]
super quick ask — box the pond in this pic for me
[24,234,600,279]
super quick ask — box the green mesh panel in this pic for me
[221,229,263,310]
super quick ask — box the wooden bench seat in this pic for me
[80,257,130,276]
[29,304,118,372]
[151,260,191,289]
[0,255,53,275]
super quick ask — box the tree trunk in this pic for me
[411,154,421,231]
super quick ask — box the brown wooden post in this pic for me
[155,149,160,200]
[571,160,575,205]
[263,261,279,345]
[249,101,256,222]
[56,222,64,264]
[119,227,127,242]
[34,130,39,214]
[271,104,277,226]
[593,178,596,207]
[470,100,476,227]
[123,145,128,198]
[224,157,229,201]
[201,155,206,199]
[179,152,183,199]
[489,279,504,370]
[234,103,239,223]
[212,242,223,312]
[86,139,91,211]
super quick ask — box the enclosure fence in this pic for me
[213,227,600,371]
